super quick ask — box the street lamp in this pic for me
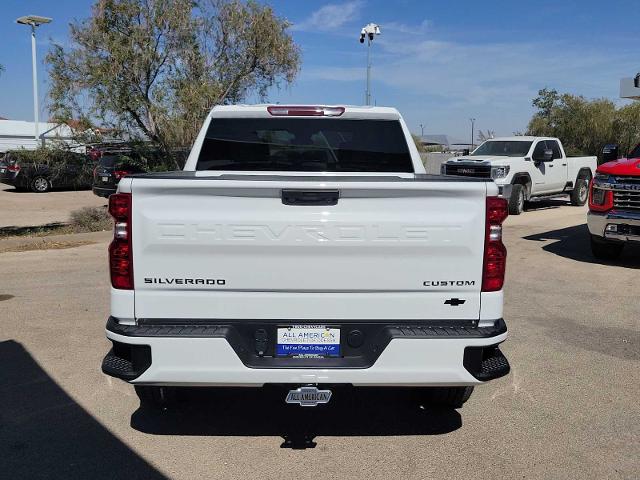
[419,123,425,137]
[359,23,381,106]
[16,15,52,147]
[469,118,476,150]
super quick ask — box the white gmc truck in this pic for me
[442,137,597,215]
[102,105,510,409]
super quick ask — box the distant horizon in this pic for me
[0,0,637,140]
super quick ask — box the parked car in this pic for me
[0,150,95,193]
[442,137,597,214]
[588,142,640,259]
[101,104,511,410]
[92,152,146,198]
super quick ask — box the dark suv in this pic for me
[0,150,95,192]
[92,153,146,198]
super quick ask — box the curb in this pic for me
[0,230,112,252]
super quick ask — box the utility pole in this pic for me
[359,23,381,106]
[469,118,476,150]
[420,123,425,137]
[16,15,52,147]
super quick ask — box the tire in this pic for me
[415,386,474,409]
[134,385,178,409]
[30,176,50,193]
[508,184,525,215]
[590,235,623,260]
[571,176,590,206]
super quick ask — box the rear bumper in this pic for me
[92,185,115,198]
[103,317,509,386]
[587,209,640,243]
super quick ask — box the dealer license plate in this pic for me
[277,326,340,357]
[101,176,109,182]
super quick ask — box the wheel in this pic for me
[415,386,474,408]
[571,176,590,206]
[508,184,525,215]
[134,385,178,409]
[590,235,623,260]
[30,176,50,193]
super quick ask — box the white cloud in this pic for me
[292,1,363,32]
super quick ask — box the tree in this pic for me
[527,88,619,158]
[47,0,301,164]
[613,102,640,155]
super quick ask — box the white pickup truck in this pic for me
[101,105,510,409]
[442,137,597,214]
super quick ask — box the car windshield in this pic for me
[472,141,533,157]
[196,118,414,172]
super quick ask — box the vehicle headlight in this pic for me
[491,166,510,179]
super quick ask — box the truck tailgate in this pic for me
[130,176,488,320]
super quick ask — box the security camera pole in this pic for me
[359,23,381,106]
[16,15,52,147]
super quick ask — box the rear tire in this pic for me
[30,176,50,193]
[590,235,623,260]
[415,386,474,408]
[508,184,525,215]
[571,176,590,206]
[134,385,177,409]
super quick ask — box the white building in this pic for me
[0,119,78,153]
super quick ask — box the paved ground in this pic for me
[0,200,638,479]
[0,184,106,229]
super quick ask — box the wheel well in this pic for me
[511,174,532,198]
[576,168,592,181]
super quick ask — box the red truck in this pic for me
[588,143,640,258]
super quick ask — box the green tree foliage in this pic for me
[527,88,640,158]
[46,0,301,160]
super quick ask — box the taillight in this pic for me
[588,179,613,212]
[114,170,130,180]
[482,196,508,292]
[7,164,20,172]
[108,193,133,289]
[267,105,345,116]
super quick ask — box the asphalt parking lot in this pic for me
[0,184,106,230]
[0,199,638,479]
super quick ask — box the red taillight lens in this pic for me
[267,105,345,116]
[482,196,508,292]
[7,164,20,172]
[109,193,130,220]
[108,193,132,289]
[114,170,130,180]
[588,180,613,212]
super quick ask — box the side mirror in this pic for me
[534,149,553,162]
[600,144,619,165]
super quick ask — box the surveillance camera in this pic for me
[359,36,365,43]
[368,32,374,40]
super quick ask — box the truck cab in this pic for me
[588,143,640,259]
[442,137,597,214]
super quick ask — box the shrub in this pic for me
[69,206,112,232]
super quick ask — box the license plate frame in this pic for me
[276,325,341,358]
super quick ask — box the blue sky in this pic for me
[1,0,638,139]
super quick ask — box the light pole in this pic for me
[419,123,425,137]
[16,15,52,147]
[469,118,476,150]
[359,23,381,106]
